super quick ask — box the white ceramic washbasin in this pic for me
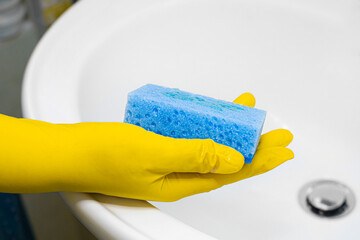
[23,0,360,239]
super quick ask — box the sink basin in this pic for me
[22,0,360,239]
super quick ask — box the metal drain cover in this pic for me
[299,180,356,218]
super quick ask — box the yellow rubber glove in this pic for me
[0,93,293,201]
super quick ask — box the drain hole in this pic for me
[306,197,348,217]
[299,180,356,219]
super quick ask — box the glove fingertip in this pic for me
[212,144,245,174]
[271,147,294,162]
[281,128,293,140]
[275,129,294,147]
[233,93,256,107]
[258,129,294,149]
[283,147,294,160]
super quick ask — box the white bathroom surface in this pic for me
[23,0,360,239]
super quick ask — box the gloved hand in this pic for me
[0,93,293,201]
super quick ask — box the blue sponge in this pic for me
[124,84,266,163]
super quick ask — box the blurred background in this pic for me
[0,0,96,239]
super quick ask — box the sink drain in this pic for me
[299,180,356,218]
